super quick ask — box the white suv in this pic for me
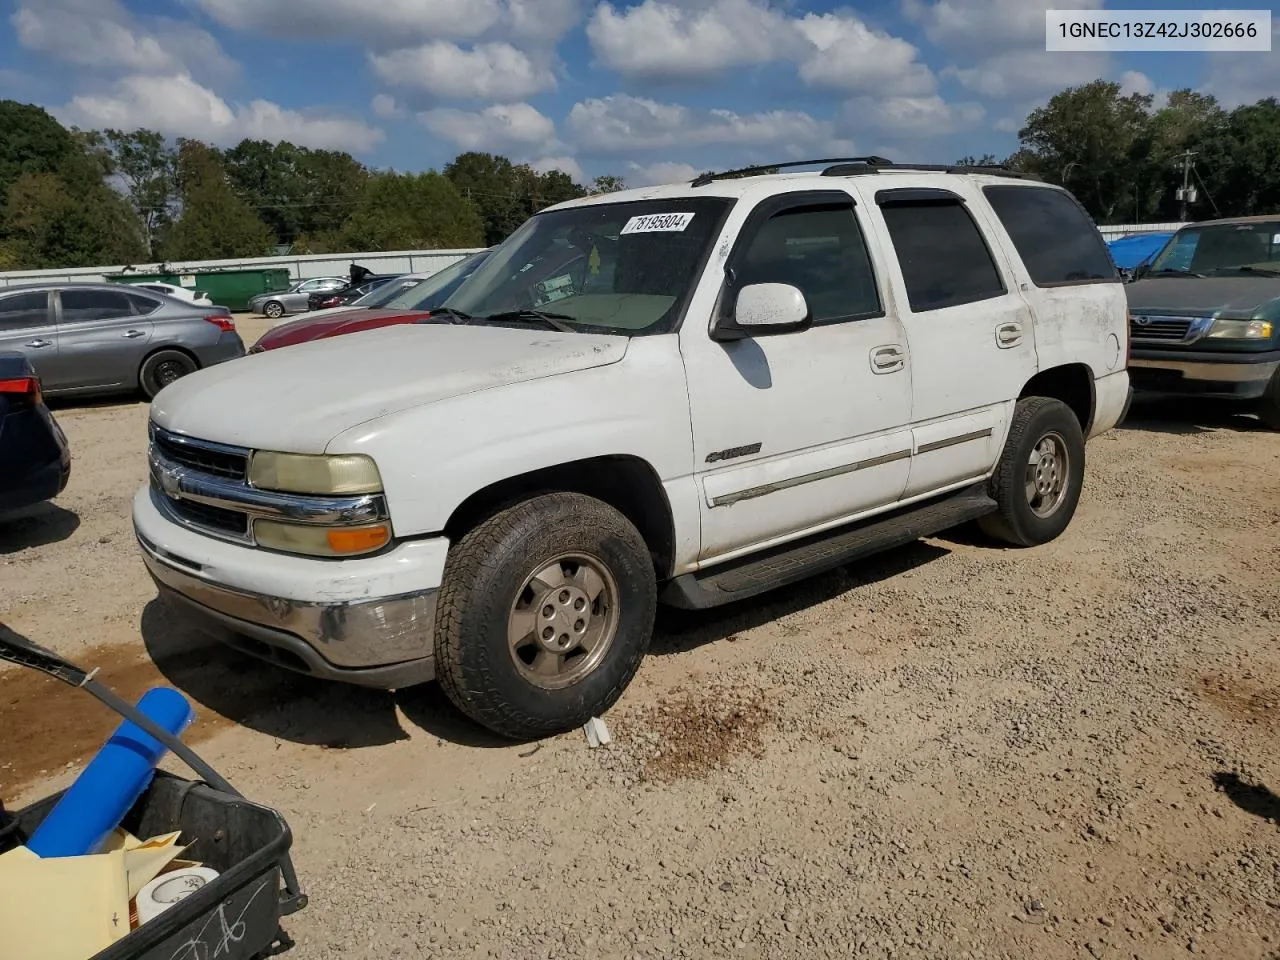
[133,158,1131,740]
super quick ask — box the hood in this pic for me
[257,308,427,348]
[1125,276,1280,318]
[151,322,630,453]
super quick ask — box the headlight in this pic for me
[248,451,383,494]
[1206,318,1274,340]
[254,519,390,557]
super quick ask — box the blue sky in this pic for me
[1,0,1276,186]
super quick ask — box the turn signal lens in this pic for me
[253,520,391,557]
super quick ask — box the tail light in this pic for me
[0,375,42,409]
[205,314,236,333]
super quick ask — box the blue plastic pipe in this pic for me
[27,686,195,858]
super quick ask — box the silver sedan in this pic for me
[248,277,348,319]
[0,282,245,400]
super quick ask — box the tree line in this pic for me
[2,81,1279,272]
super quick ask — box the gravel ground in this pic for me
[2,336,1279,960]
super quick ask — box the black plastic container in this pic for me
[1,625,306,959]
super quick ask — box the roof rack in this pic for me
[690,157,1042,186]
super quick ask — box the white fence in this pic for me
[0,248,488,288]
[1098,222,1185,240]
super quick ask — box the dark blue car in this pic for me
[0,351,70,516]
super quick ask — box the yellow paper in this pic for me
[124,841,188,899]
[0,846,132,959]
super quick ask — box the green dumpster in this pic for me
[109,267,292,312]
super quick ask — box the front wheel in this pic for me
[263,300,285,319]
[433,492,657,740]
[978,397,1086,547]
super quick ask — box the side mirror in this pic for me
[1132,261,1150,281]
[712,282,813,341]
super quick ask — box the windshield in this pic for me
[444,197,736,335]
[1149,221,1280,276]
[355,277,423,307]
[383,252,491,311]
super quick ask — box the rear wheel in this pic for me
[1258,367,1280,430]
[979,397,1086,547]
[263,300,285,319]
[140,350,197,399]
[434,492,656,740]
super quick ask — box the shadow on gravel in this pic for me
[1118,396,1267,435]
[43,394,144,413]
[651,539,950,656]
[140,598,509,751]
[0,503,80,553]
[1213,771,1280,824]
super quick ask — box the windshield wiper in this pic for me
[1150,268,1205,278]
[1212,265,1280,278]
[417,307,473,324]
[479,309,577,333]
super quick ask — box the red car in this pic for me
[249,250,491,353]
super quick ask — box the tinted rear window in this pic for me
[879,199,1006,313]
[983,185,1118,286]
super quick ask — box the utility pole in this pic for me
[1176,150,1197,221]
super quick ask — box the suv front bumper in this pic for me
[133,485,446,688]
[1129,347,1280,400]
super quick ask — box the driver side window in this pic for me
[732,202,883,325]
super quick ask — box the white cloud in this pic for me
[795,13,935,95]
[943,50,1111,100]
[994,116,1021,133]
[371,94,405,119]
[531,155,586,182]
[13,0,236,86]
[419,102,558,151]
[844,95,984,137]
[1117,70,1171,108]
[567,93,838,153]
[58,73,384,152]
[586,0,793,78]
[1203,22,1280,107]
[190,0,580,46]
[905,0,1105,54]
[626,160,698,186]
[370,42,555,100]
[586,0,937,95]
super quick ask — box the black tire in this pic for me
[978,397,1086,547]
[140,350,198,399]
[263,300,285,319]
[434,492,656,740]
[1258,368,1280,430]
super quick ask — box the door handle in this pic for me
[995,322,1023,348]
[25,339,53,348]
[122,329,147,338]
[870,345,905,374]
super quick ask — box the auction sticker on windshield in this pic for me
[621,213,695,234]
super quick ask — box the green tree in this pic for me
[955,154,1001,166]
[1017,80,1154,223]
[0,101,82,207]
[5,171,145,268]
[96,129,177,256]
[160,140,274,259]
[443,152,535,245]
[223,139,367,246]
[338,170,484,250]
[590,174,627,194]
[1194,98,1280,218]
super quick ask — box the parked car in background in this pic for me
[1125,216,1280,428]
[251,251,492,352]
[248,277,347,319]
[139,163,1128,740]
[123,281,214,306]
[0,351,70,516]
[271,274,430,328]
[0,283,245,400]
[307,275,402,312]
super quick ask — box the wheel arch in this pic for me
[1019,363,1095,435]
[443,455,677,580]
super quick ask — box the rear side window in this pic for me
[0,291,51,329]
[983,185,1118,286]
[60,289,137,323]
[126,293,162,315]
[732,202,882,324]
[879,199,1006,312]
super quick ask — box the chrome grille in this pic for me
[151,426,248,481]
[1128,315,1195,342]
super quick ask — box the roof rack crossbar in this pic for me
[691,156,894,187]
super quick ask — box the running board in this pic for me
[662,483,997,610]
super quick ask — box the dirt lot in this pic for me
[2,327,1279,959]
